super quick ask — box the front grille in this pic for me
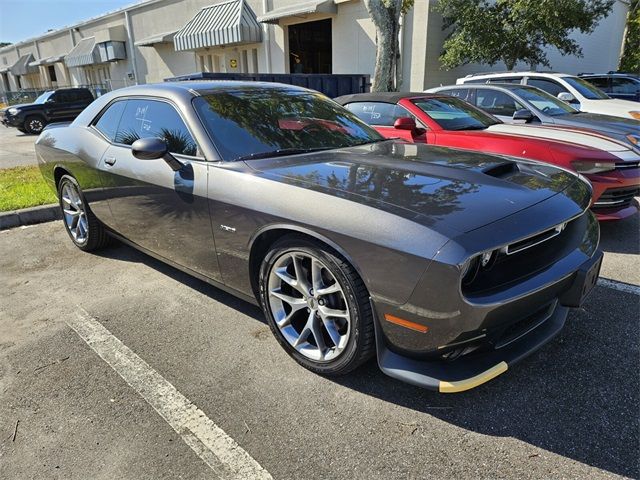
[615,161,639,170]
[493,302,556,349]
[593,186,640,209]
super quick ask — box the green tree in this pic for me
[619,0,639,73]
[364,0,414,91]
[436,0,614,71]
[0,42,11,48]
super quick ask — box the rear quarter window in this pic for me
[93,100,126,142]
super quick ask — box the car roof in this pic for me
[438,83,531,91]
[461,71,572,80]
[334,92,441,104]
[116,80,314,96]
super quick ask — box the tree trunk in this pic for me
[365,0,403,92]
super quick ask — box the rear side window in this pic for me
[94,100,126,142]
[487,77,522,84]
[440,88,469,100]
[584,77,609,89]
[343,101,415,126]
[526,78,568,96]
[475,89,524,116]
[115,99,198,156]
[76,90,94,102]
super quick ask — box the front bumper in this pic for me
[589,168,640,221]
[373,249,603,393]
[1,114,22,128]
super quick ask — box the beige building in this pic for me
[0,0,630,96]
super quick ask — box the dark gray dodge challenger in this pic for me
[36,82,603,392]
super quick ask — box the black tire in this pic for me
[23,115,46,134]
[258,235,375,375]
[57,175,110,252]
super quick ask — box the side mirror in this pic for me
[394,117,417,131]
[512,109,534,122]
[132,137,184,171]
[557,92,576,103]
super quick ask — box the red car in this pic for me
[335,93,640,221]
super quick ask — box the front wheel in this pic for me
[259,236,375,375]
[57,175,109,251]
[24,115,46,134]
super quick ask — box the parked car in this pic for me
[456,71,640,119]
[36,81,602,392]
[579,73,640,102]
[1,88,94,134]
[426,83,640,151]
[335,92,640,221]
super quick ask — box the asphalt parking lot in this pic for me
[0,126,38,168]
[1,123,639,479]
[0,213,638,479]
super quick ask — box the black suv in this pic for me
[579,73,640,102]
[1,88,94,134]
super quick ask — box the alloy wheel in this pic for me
[61,182,89,244]
[28,118,44,133]
[267,251,351,362]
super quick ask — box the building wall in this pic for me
[422,0,630,89]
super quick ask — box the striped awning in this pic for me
[10,54,39,75]
[135,30,178,47]
[174,0,262,51]
[65,37,100,67]
[29,54,66,67]
[257,0,336,23]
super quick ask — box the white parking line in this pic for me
[597,278,640,296]
[67,308,272,480]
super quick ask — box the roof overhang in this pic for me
[10,53,39,75]
[257,0,337,23]
[65,37,101,67]
[135,30,178,47]
[174,0,262,51]
[28,54,66,67]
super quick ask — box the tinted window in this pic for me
[193,89,381,161]
[411,97,499,130]
[584,77,609,89]
[611,77,640,94]
[94,101,126,142]
[527,78,568,97]
[116,99,198,156]
[33,91,54,104]
[475,89,524,116]
[343,101,416,126]
[487,77,522,84]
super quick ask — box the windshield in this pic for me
[193,89,383,161]
[563,76,610,100]
[33,91,54,104]
[513,87,578,116]
[411,96,500,130]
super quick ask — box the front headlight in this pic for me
[571,160,616,174]
[630,111,640,120]
[7,107,18,115]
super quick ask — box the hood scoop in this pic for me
[482,162,519,179]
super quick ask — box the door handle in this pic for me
[104,156,117,166]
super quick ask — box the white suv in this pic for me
[457,71,640,120]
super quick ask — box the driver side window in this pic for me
[115,99,198,157]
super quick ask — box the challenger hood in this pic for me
[247,141,588,233]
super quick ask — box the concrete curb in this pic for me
[0,204,61,230]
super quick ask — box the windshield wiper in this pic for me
[234,147,333,161]
[452,125,490,131]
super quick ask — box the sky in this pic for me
[0,0,138,44]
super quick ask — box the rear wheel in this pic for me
[24,115,46,134]
[57,175,109,251]
[259,236,375,375]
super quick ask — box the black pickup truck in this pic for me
[1,88,94,134]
